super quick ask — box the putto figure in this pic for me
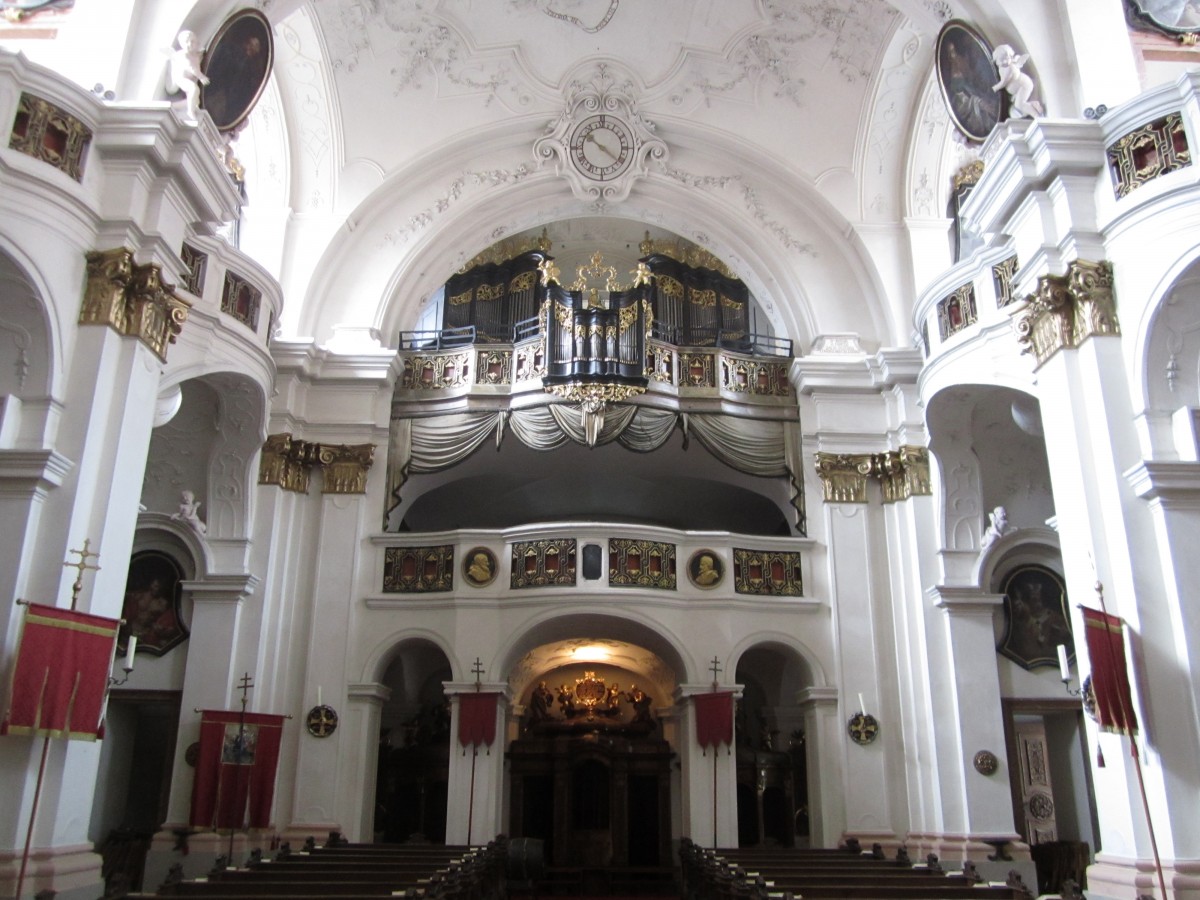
[172,489,207,534]
[992,44,1043,119]
[167,30,210,122]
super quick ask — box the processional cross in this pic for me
[471,657,485,691]
[709,656,722,690]
[63,539,101,610]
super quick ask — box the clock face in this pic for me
[569,114,634,181]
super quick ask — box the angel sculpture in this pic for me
[992,44,1043,120]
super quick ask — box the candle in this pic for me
[124,635,137,671]
[858,692,866,713]
[1057,644,1070,682]
[317,686,323,707]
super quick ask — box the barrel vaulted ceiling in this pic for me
[162,1,1034,349]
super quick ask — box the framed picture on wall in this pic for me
[200,8,273,132]
[120,550,189,656]
[997,564,1072,670]
[1126,0,1200,35]
[935,20,1004,143]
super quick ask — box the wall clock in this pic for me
[570,114,634,181]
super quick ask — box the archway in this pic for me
[375,639,454,843]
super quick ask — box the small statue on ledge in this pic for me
[171,489,207,535]
[981,505,1014,549]
[167,30,210,123]
[992,44,1043,120]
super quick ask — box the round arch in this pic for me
[729,631,829,691]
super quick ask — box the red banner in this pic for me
[1,603,119,741]
[190,710,285,829]
[1083,607,1139,736]
[458,692,500,748]
[693,692,735,749]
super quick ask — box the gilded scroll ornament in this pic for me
[401,352,471,389]
[80,250,191,362]
[317,443,375,494]
[681,352,716,387]
[1106,112,1190,199]
[721,358,790,396]
[937,283,977,341]
[1016,259,1119,368]
[476,350,513,384]
[814,453,874,503]
[638,231,737,280]
[515,338,546,381]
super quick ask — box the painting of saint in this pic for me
[997,565,1073,670]
[935,21,1003,143]
[120,550,188,656]
[201,9,273,132]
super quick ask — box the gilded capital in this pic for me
[79,249,191,362]
[1016,259,1119,368]
[81,248,135,332]
[872,446,931,503]
[127,263,191,362]
[814,453,874,503]
[317,443,376,494]
[259,433,319,493]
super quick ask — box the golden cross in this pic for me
[63,538,101,610]
[709,656,723,688]
[471,657,485,691]
[237,672,254,711]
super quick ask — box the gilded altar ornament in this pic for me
[847,712,879,745]
[306,705,338,738]
[1016,259,1119,368]
[974,749,999,775]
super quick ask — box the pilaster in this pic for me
[796,686,842,847]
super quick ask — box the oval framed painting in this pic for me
[935,20,1004,143]
[201,8,274,132]
[1126,0,1200,35]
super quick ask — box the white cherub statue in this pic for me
[166,29,209,122]
[171,489,207,534]
[981,505,1014,549]
[992,44,1043,120]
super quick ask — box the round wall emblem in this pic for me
[973,750,999,775]
[847,712,879,745]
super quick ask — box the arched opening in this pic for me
[375,640,454,843]
[733,643,815,848]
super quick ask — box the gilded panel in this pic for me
[1107,112,1191,199]
[400,352,472,389]
[680,352,715,388]
[733,548,804,596]
[221,270,261,331]
[992,255,1019,308]
[937,283,977,340]
[9,92,91,181]
[511,539,577,588]
[647,344,674,383]
[181,243,207,296]
[476,349,513,385]
[514,339,546,381]
[383,545,455,593]
[608,538,676,589]
[720,358,790,396]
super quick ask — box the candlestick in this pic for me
[1057,644,1070,682]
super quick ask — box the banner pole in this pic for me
[17,734,52,899]
[1094,585,1166,900]
[466,745,477,847]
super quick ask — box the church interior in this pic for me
[2,1,1200,898]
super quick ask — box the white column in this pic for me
[444,682,509,846]
[344,682,391,842]
[676,685,739,849]
[796,687,842,847]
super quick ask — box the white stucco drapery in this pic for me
[385,404,805,531]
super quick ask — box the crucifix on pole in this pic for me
[709,656,722,691]
[63,539,101,611]
[470,657,485,692]
[229,672,254,859]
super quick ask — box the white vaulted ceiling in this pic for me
[205,0,1016,350]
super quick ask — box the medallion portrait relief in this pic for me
[688,551,724,589]
[463,547,498,586]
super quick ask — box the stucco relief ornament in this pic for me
[533,64,668,203]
